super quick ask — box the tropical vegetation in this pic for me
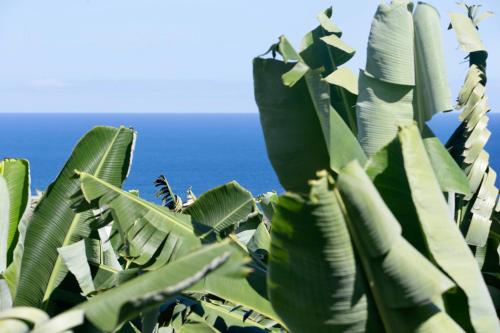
[0,1,499,333]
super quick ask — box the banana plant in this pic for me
[78,171,282,328]
[0,241,248,333]
[254,1,498,332]
[253,2,469,198]
[0,126,280,332]
[8,126,136,308]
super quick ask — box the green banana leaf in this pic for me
[449,12,486,53]
[14,126,135,308]
[80,173,279,325]
[79,172,201,269]
[253,42,365,189]
[0,176,9,273]
[257,192,277,222]
[253,57,330,193]
[247,221,270,255]
[421,126,470,195]
[357,1,414,157]
[188,248,281,327]
[366,124,499,332]
[269,172,381,333]
[0,176,12,310]
[357,2,453,156]
[2,197,31,306]
[299,7,358,133]
[183,181,257,241]
[57,240,96,296]
[0,159,30,265]
[413,3,453,124]
[337,161,463,333]
[279,35,366,173]
[75,240,244,332]
[0,160,29,310]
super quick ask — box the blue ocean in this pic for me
[0,113,498,202]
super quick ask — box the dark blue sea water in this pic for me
[0,113,498,202]
[0,113,281,202]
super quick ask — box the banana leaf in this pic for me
[253,43,365,190]
[269,172,381,333]
[413,3,453,124]
[357,2,453,156]
[188,248,280,327]
[299,7,358,133]
[183,181,257,241]
[253,57,330,193]
[79,172,201,269]
[75,241,244,332]
[0,159,30,265]
[0,176,12,310]
[366,125,499,332]
[337,161,463,333]
[14,126,135,307]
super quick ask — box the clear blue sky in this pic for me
[0,0,498,113]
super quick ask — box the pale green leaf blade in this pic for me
[324,67,358,95]
[330,108,367,172]
[422,126,471,195]
[413,2,453,123]
[356,71,414,157]
[0,280,12,311]
[356,1,417,157]
[0,318,29,333]
[449,13,486,53]
[57,240,95,296]
[247,221,270,254]
[365,1,415,86]
[0,306,49,325]
[31,309,84,333]
[3,203,34,300]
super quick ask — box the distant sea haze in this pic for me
[0,113,498,202]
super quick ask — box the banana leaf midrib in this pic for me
[198,198,255,240]
[80,173,195,234]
